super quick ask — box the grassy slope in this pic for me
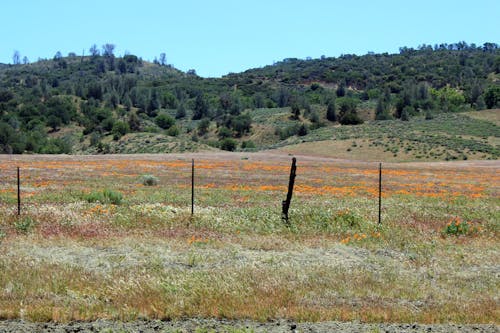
[273,110,500,161]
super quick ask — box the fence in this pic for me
[1,157,388,224]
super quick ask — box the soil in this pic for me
[0,318,498,333]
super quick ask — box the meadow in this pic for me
[0,152,498,324]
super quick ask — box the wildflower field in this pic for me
[0,152,498,324]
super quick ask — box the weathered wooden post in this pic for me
[191,159,194,216]
[17,167,21,216]
[282,157,297,224]
[378,162,382,225]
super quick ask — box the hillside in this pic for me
[0,42,499,160]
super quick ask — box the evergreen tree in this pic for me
[326,99,337,122]
[193,93,209,120]
[176,104,186,119]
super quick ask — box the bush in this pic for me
[277,124,300,140]
[220,138,237,151]
[14,216,36,234]
[241,140,256,149]
[84,189,123,205]
[112,121,130,140]
[339,112,363,125]
[218,126,232,139]
[166,125,180,137]
[298,124,308,136]
[155,114,175,129]
[333,209,362,229]
[442,217,471,236]
[141,174,159,186]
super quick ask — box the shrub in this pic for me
[442,217,472,236]
[14,216,36,234]
[241,140,256,149]
[298,124,308,136]
[218,126,232,139]
[141,174,159,186]
[112,121,130,140]
[333,209,362,229]
[339,112,363,125]
[166,125,180,137]
[220,138,237,151]
[84,189,123,205]
[155,114,175,129]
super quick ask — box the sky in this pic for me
[1,0,499,77]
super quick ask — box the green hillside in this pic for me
[0,42,499,159]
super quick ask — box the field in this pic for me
[0,152,499,329]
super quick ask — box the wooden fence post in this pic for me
[17,167,21,216]
[378,162,382,225]
[282,157,297,224]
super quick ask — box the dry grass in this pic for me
[0,153,498,324]
[277,139,416,161]
[466,109,500,125]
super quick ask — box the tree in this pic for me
[102,44,116,70]
[197,118,210,135]
[53,51,62,60]
[89,44,100,57]
[253,93,265,108]
[22,56,29,65]
[231,113,252,137]
[47,115,62,131]
[401,106,412,121]
[175,104,186,119]
[159,53,167,66]
[375,99,391,120]
[475,96,486,110]
[12,50,20,65]
[338,98,363,125]
[336,83,346,97]
[46,96,76,125]
[112,121,130,140]
[218,126,232,139]
[483,85,500,109]
[193,92,209,120]
[161,92,177,109]
[102,44,115,57]
[0,122,16,153]
[117,59,127,74]
[326,99,337,121]
[298,124,308,136]
[219,92,232,110]
[128,111,141,131]
[275,87,290,107]
[291,104,300,120]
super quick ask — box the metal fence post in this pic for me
[378,163,382,225]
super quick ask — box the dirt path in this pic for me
[0,318,498,332]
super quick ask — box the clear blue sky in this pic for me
[1,0,499,77]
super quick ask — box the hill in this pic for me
[0,42,499,160]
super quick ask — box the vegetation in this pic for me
[83,189,123,205]
[140,174,159,186]
[0,42,498,158]
[0,154,498,323]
